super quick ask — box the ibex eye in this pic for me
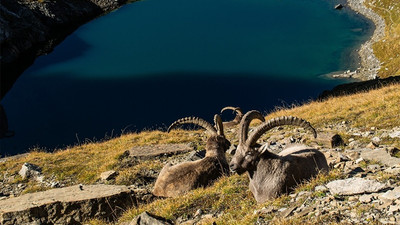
[245,152,253,159]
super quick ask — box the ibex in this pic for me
[229,111,329,203]
[153,114,231,197]
[220,106,243,128]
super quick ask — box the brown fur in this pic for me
[231,144,329,203]
[230,112,329,203]
[153,136,230,197]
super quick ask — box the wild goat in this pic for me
[229,111,329,203]
[153,114,231,197]
[220,106,243,128]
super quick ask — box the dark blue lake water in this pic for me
[1,0,372,155]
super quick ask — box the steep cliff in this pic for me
[0,0,133,98]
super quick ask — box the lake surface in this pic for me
[0,0,373,156]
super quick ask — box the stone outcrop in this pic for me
[128,211,173,225]
[18,162,42,179]
[128,143,194,159]
[326,178,387,195]
[0,184,137,225]
[0,0,136,98]
[361,148,400,167]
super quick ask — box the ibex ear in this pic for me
[214,114,224,136]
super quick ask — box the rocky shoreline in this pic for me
[330,0,386,80]
[0,0,388,99]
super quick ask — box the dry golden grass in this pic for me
[265,84,400,130]
[0,130,202,185]
[111,168,344,225]
[365,0,400,78]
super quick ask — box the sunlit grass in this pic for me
[365,0,400,78]
[0,130,202,185]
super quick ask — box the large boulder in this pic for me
[0,184,137,225]
[326,178,387,195]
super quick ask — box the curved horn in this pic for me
[238,110,265,144]
[246,116,317,148]
[214,114,224,136]
[221,106,243,116]
[167,117,217,135]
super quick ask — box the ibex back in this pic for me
[153,115,230,197]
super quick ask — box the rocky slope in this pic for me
[1,120,400,224]
[0,0,134,98]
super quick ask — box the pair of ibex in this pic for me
[153,107,329,203]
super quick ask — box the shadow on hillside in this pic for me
[318,76,400,100]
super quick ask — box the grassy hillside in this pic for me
[365,0,400,78]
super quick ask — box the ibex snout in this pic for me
[229,163,237,173]
[229,161,246,175]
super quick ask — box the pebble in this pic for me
[359,194,373,203]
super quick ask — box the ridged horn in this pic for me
[238,110,266,144]
[221,106,243,116]
[167,116,217,135]
[246,116,317,148]
[214,114,224,136]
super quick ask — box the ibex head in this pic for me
[229,111,317,174]
[168,114,231,156]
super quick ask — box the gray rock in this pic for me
[316,133,344,148]
[0,184,137,225]
[315,185,328,192]
[335,4,344,9]
[295,206,314,217]
[367,164,381,171]
[255,206,276,215]
[380,187,400,200]
[355,157,364,164]
[338,153,351,162]
[371,137,381,145]
[359,194,374,203]
[130,211,172,225]
[186,150,206,161]
[388,129,400,138]
[348,196,358,201]
[361,148,400,167]
[366,142,378,149]
[100,170,118,181]
[384,167,400,175]
[129,143,194,159]
[349,140,361,149]
[326,178,387,195]
[388,205,400,213]
[18,163,42,179]
[201,214,214,219]
[193,209,203,217]
[279,206,296,218]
